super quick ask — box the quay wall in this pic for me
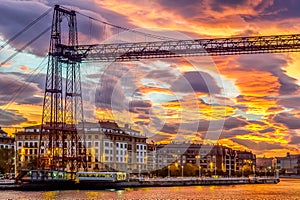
[0,177,280,190]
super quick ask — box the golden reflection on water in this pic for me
[117,189,125,197]
[43,191,58,199]
[194,186,203,191]
[85,191,100,199]
[1,178,300,200]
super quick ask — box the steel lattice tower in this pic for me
[38,5,86,172]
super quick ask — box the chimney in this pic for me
[125,123,130,130]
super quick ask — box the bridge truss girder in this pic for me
[58,34,300,62]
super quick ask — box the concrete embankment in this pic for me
[78,177,280,190]
[0,177,280,190]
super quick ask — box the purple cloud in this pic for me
[171,71,221,94]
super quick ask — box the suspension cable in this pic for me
[70,7,176,41]
[0,26,51,67]
[0,7,52,51]
[1,56,47,112]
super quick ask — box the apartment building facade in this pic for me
[147,143,254,177]
[275,152,300,175]
[14,121,147,173]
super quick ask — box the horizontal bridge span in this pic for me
[57,34,300,62]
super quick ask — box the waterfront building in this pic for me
[0,127,15,175]
[14,121,147,173]
[256,157,276,175]
[274,152,300,175]
[236,150,256,176]
[148,142,240,177]
[88,121,147,173]
[14,125,40,170]
[0,127,14,149]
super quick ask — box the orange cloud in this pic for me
[17,65,30,72]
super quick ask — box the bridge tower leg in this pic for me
[38,5,86,172]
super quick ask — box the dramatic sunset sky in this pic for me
[1,0,300,157]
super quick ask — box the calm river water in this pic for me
[1,178,300,200]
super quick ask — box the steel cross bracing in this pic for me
[58,34,300,62]
[38,5,86,172]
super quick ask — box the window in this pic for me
[18,142,22,147]
[95,135,98,139]
[95,142,99,147]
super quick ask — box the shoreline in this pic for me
[0,177,280,191]
[280,175,300,179]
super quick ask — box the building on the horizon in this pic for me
[274,152,300,175]
[146,142,254,177]
[14,121,147,173]
[256,157,276,176]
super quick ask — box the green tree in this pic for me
[0,148,14,174]
[21,156,38,170]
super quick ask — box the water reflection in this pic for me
[1,178,300,200]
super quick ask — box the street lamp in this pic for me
[199,166,201,178]
[181,165,184,177]
[168,165,170,177]
[242,166,244,177]
[195,155,201,177]
[264,167,267,178]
